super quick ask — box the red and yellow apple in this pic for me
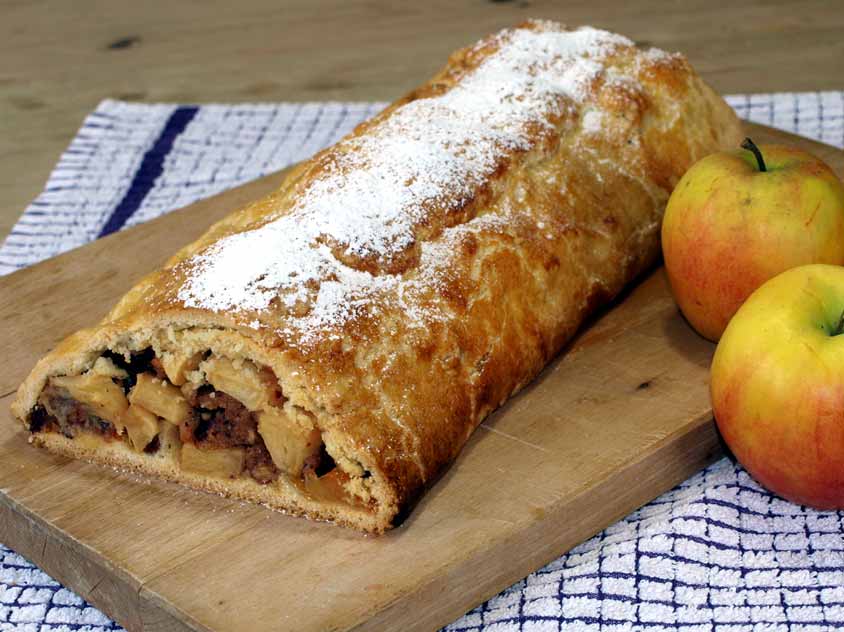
[711,264,844,509]
[662,139,844,341]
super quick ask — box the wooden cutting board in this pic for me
[0,123,840,632]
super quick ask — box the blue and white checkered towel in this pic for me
[2,92,844,632]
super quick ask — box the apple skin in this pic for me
[711,264,844,509]
[662,143,844,341]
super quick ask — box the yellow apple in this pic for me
[711,264,844,508]
[662,139,844,341]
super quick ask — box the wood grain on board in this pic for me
[0,124,840,631]
[2,0,844,239]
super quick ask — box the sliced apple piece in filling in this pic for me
[159,351,202,386]
[303,469,352,504]
[50,373,129,427]
[157,419,182,454]
[181,443,245,478]
[90,356,129,380]
[122,404,159,451]
[257,406,321,477]
[201,357,268,412]
[129,373,190,425]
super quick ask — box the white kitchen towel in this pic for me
[1,92,843,632]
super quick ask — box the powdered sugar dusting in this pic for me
[177,22,637,341]
[642,46,678,64]
[582,110,604,134]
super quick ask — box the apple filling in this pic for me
[29,348,368,506]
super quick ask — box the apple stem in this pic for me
[834,309,844,336]
[741,137,767,173]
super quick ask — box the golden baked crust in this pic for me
[12,20,742,533]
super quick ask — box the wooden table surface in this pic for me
[1,0,842,241]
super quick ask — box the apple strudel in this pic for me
[13,20,742,532]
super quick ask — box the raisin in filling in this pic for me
[181,386,337,484]
[28,404,58,434]
[30,349,162,448]
[36,384,118,440]
[181,387,280,484]
[103,348,155,394]
[31,349,341,488]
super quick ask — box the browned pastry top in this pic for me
[118,22,699,346]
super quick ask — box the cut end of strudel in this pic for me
[13,20,742,533]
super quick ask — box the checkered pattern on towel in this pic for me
[2,92,843,632]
